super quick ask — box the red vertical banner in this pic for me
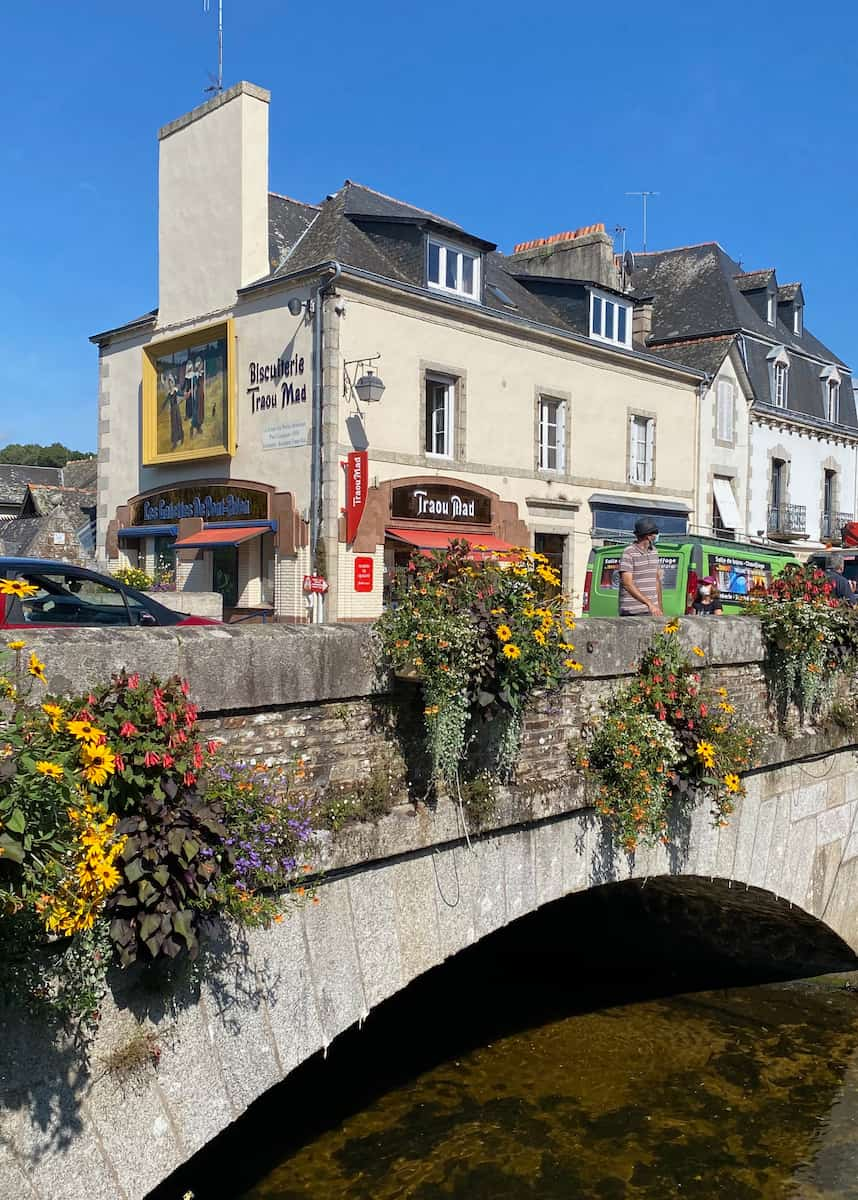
[346,450,368,543]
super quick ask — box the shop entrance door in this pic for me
[212,547,239,609]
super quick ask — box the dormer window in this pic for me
[767,346,790,408]
[766,292,775,325]
[427,237,480,301]
[821,365,841,423]
[590,289,632,348]
[793,306,803,335]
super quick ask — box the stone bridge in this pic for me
[2,618,858,1200]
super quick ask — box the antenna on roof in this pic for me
[203,0,224,95]
[626,190,660,253]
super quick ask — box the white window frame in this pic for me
[767,292,775,325]
[821,365,842,423]
[425,374,455,458]
[426,237,480,301]
[629,415,654,485]
[768,347,790,409]
[538,396,566,472]
[793,306,802,335]
[589,289,632,348]
[716,378,735,442]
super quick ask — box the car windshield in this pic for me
[3,569,144,626]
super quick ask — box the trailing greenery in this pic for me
[314,768,397,832]
[748,563,858,719]
[573,622,764,852]
[376,540,581,786]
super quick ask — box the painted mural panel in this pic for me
[142,321,235,464]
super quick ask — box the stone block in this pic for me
[347,865,404,1009]
[302,877,366,1045]
[390,856,442,986]
[748,798,776,889]
[714,806,740,879]
[791,778,830,822]
[560,810,590,894]
[9,1102,119,1200]
[693,802,720,878]
[243,911,324,1079]
[84,1070,182,1200]
[533,822,564,907]
[502,828,537,922]
[433,843,479,960]
[0,1147,39,1200]
[818,802,854,848]
[473,834,508,938]
[763,794,791,896]
[732,788,761,884]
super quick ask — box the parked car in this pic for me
[582,536,797,617]
[0,558,220,629]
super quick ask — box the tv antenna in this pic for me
[203,0,223,95]
[626,190,660,253]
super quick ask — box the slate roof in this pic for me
[629,242,854,429]
[0,464,61,508]
[0,517,45,556]
[778,282,802,303]
[22,484,96,520]
[268,193,319,273]
[651,335,735,377]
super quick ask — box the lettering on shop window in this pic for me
[248,355,306,412]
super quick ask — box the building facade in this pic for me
[93,82,703,621]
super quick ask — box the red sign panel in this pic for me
[354,556,374,593]
[345,450,369,543]
[302,574,329,594]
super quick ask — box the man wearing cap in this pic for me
[618,518,663,617]
[824,554,858,606]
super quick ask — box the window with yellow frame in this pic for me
[142,320,236,465]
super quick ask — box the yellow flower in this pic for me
[496,624,513,642]
[42,702,63,718]
[503,643,522,660]
[565,660,584,671]
[563,612,576,630]
[663,620,680,634]
[35,761,64,779]
[490,608,506,616]
[6,640,26,650]
[691,646,705,658]
[67,719,105,744]
[695,740,716,768]
[724,773,741,794]
[718,701,735,715]
[716,687,728,698]
[533,628,546,646]
[79,743,116,787]
[27,652,47,684]
[0,578,39,598]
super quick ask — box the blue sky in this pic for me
[2,0,857,451]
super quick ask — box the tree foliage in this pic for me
[0,442,95,467]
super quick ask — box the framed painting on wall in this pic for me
[142,320,236,465]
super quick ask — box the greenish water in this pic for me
[240,980,858,1200]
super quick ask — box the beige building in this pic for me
[93,82,703,621]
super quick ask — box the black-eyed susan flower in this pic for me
[503,643,522,660]
[27,652,47,683]
[496,624,512,642]
[35,760,64,779]
[79,743,116,787]
[724,773,741,793]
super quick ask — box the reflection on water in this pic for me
[242,982,858,1200]
[147,881,858,1200]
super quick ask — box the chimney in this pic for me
[158,82,270,326]
[508,224,620,289]
[632,298,653,348]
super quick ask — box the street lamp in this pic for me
[343,355,384,412]
[354,369,385,405]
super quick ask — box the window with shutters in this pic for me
[716,379,735,443]
[629,415,654,485]
[538,396,566,471]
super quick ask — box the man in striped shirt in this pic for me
[618,517,663,617]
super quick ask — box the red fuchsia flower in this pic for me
[193,743,204,769]
[699,703,708,717]
[177,729,187,744]
[687,720,695,730]
[667,690,677,700]
[152,687,165,705]
[162,753,175,768]
[114,753,125,772]
[156,711,167,728]
[184,771,196,787]
[652,657,663,667]
[144,751,161,767]
[119,721,138,737]
[652,674,663,683]
[207,740,218,754]
[180,680,190,697]
[674,710,684,719]
[184,704,198,727]
[127,674,140,690]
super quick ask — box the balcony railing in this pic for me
[767,503,806,539]
[821,511,854,543]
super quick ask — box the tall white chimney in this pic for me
[157,81,270,326]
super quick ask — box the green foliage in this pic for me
[458,771,498,831]
[315,768,396,832]
[111,566,155,591]
[0,442,94,467]
[574,623,764,851]
[376,540,580,785]
[108,780,227,966]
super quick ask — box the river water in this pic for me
[151,883,858,1200]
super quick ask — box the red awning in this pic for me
[387,529,515,557]
[173,525,270,550]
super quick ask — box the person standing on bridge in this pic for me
[618,517,663,617]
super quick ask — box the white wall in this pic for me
[694,355,751,539]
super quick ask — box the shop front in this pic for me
[105,480,307,621]
[344,475,531,616]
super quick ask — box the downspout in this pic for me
[693,374,707,535]
[309,261,342,621]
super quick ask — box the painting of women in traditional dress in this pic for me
[148,326,229,462]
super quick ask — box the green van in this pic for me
[582,536,796,617]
